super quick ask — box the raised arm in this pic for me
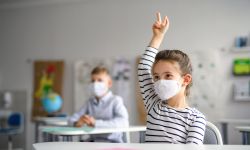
[138,12,169,112]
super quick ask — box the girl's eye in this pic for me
[154,75,159,81]
[98,79,103,82]
[165,74,172,79]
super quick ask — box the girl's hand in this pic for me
[152,12,169,37]
[149,12,169,49]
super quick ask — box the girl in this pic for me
[138,12,206,144]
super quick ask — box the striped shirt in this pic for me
[138,47,206,144]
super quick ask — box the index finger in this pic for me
[163,16,169,26]
[156,12,162,22]
[82,115,89,118]
[80,115,88,120]
[81,117,91,124]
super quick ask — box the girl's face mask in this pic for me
[152,60,187,100]
[154,79,181,101]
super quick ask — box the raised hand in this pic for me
[150,12,169,49]
[152,12,169,37]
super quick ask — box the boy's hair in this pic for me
[153,50,193,96]
[91,66,110,75]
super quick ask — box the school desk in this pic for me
[235,126,250,145]
[41,126,146,143]
[219,119,250,144]
[33,142,250,150]
[34,117,68,142]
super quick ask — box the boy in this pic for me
[69,66,129,143]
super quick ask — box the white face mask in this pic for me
[89,82,108,98]
[154,79,181,101]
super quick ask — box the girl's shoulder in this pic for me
[167,105,205,119]
[185,107,206,120]
[160,103,206,120]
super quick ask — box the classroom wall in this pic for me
[0,72,2,90]
[0,0,250,149]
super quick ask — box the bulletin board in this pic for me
[31,61,64,120]
[74,58,131,112]
[188,50,223,120]
[136,57,147,125]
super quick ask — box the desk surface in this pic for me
[34,117,68,126]
[33,142,250,150]
[42,126,146,136]
[236,126,250,132]
[219,119,250,124]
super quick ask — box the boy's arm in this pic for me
[95,97,129,128]
[68,104,88,126]
[138,12,169,112]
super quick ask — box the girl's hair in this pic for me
[153,50,193,96]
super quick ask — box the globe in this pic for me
[42,93,62,114]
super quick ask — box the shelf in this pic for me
[231,46,250,53]
[234,97,250,102]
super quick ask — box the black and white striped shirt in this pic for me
[138,47,206,144]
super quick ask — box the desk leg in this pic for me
[62,136,67,141]
[53,135,59,142]
[69,136,73,141]
[62,135,72,142]
[35,122,39,143]
[42,132,53,142]
[48,133,53,142]
[42,132,47,142]
[78,135,82,142]
[242,132,250,145]
[139,131,145,143]
[125,132,130,143]
[8,135,12,150]
[221,123,228,144]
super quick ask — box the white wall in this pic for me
[0,71,2,90]
[0,0,250,149]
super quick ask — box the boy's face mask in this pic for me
[89,81,108,98]
[154,79,181,101]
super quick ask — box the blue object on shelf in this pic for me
[236,37,248,48]
[8,113,21,126]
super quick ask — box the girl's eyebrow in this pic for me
[153,71,173,76]
[163,71,173,74]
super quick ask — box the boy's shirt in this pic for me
[68,91,129,142]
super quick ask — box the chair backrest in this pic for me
[203,121,223,145]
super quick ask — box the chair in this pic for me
[0,111,24,150]
[139,121,223,145]
[204,121,223,145]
